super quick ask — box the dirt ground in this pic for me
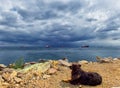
[38,60,120,88]
[0,60,120,88]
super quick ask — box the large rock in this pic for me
[0,64,6,68]
[96,56,113,63]
[20,61,51,74]
[49,60,59,69]
[0,64,6,70]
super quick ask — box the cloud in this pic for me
[0,0,120,47]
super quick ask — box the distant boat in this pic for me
[81,45,89,48]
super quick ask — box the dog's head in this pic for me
[69,63,81,70]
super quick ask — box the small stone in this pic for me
[79,85,82,88]
[29,62,37,65]
[62,58,69,62]
[58,60,71,67]
[15,84,19,87]
[2,82,9,86]
[14,77,22,83]
[38,59,47,63]
[23,63,31,67]
[2,72,11,81]
[89,61,93,63]
[17,72,24,78]
[2,68,14,73]
[48,68,57,74]
[0,75,4,82]
[10,71,17,78]
[43,74,51,79]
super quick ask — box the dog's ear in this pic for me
[79,64,81,67]
[69,65,72,69]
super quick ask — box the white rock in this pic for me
[113,58,119,60]
[58,60,71,67]
[78,60,89,64]
[0,64,6,68]
[0,64,6,70]
[21,62,51,73]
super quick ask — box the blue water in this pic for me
[0,47,120,65]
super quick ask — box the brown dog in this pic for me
[69,63,102,86]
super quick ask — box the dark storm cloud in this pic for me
[49,1,82,12]
[0,12,24,29]
[11,7,58,21]
[0,0,120,46]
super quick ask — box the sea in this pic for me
[0,46,120,65]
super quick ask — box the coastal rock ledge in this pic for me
[0,57,120,88]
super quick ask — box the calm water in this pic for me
[0,47,120,65]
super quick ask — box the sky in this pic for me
[0,0,120,47]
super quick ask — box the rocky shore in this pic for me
[0,57,120,88]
